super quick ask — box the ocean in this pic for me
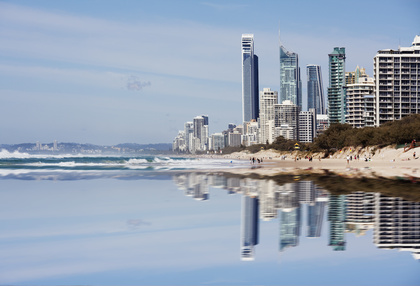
[0,150,419,285]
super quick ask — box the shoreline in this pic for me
[191,146,420,181]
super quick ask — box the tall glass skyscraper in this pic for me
[280,45,302,108]
[307,65,325,114]
[241,34,259,123]
[328,47,346,124]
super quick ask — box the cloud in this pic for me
[126,76,151,91]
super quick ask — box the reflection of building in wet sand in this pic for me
[345,192,375,236]
[328,195,347,251]
[258,180,278,221]
[373,194,420,260]
[172,173,420,260]
[172,173,209,200]
[241,195,259,261]
[278,183,301,251]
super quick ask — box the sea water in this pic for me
[0,150,419,285]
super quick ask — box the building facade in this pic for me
[298,108,317,143]
[274,100,300,140]
[345,67,375,128]
[242,34,259,123]
[374,35,420,126]
[280,45,302,108]
[259,88,278,144]
[307,64,325,114]
[328,47,346,124]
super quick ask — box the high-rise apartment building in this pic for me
[242,34,259,123]
[259,88,278,144]
[374,35,420,126]
[184,121,194,151]
[345,67,375,128]
[307,65,325,114]
[298,108,317,143]
[280,45,302,108]
[328,47,346,124]
[274,100,300,140]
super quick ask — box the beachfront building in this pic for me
[259,88,278,144]
[274,100,300,140]
[242,34,259,123]
[280,45,302,109]
[345,67,375,128]
[172,130,186,152]
[243,120,259,146]
[328,47,346,124]
[307,64,326,114]
[298,108,317,143]
[374,35,420,126]
[316,114,329,137]
[184,122,194,151]
[193,115,209,151]
[211,133,225,151]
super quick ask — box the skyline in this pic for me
[1,0,419,145]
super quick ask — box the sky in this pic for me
[0,0,419,145]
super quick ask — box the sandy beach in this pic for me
[199,146,420,181]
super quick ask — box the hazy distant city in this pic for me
[173,35,420,154]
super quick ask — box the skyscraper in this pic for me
[241,34,259,123]
[280,45,302,108]
[307,65,325,114]
[328,47,346,124]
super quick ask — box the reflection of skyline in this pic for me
[241,196,259,261]
[172,173,420,260]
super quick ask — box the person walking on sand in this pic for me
[414,152,416,159]
[346,155,350,165]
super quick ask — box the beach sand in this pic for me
[199,146,420,181]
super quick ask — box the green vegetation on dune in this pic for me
[223,114,420,155]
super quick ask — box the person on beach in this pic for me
[346,155,350,165]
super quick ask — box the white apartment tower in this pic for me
[298,108,317,143]
[259,88,278,144]
[345,67,375,128]
[374,35,420,126]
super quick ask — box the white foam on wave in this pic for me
[126,158,148,164]
[0,149,122,160]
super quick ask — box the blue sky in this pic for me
[1,0,419,145]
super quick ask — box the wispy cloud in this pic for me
[126,76,151,92]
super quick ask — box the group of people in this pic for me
[250,157,263,164]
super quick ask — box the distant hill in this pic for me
[0,142,173,154]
